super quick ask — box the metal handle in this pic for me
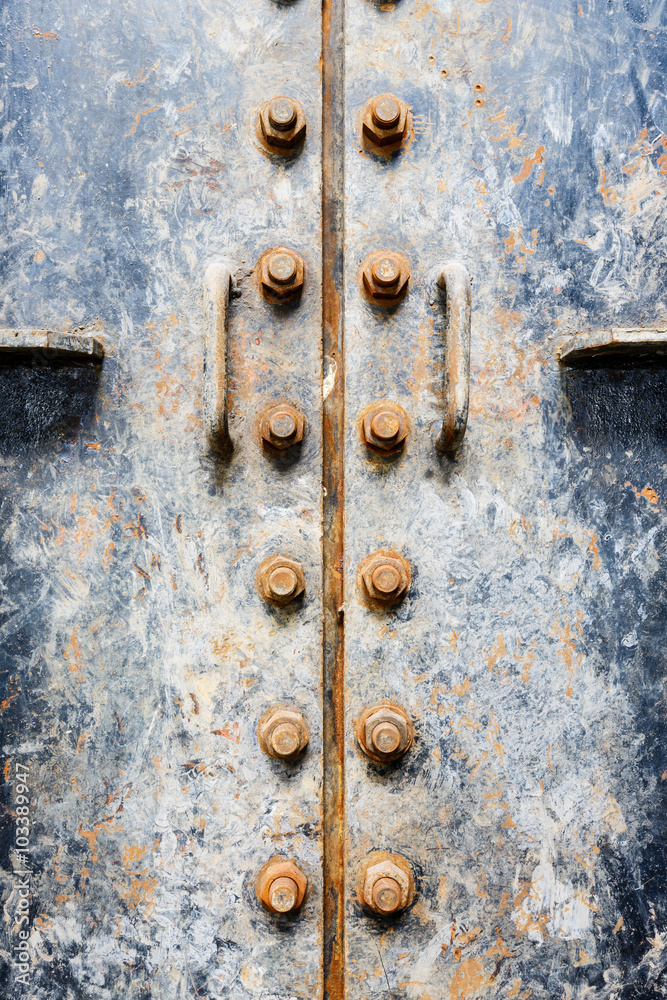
[203,263,233,455]
[436,261,471,455]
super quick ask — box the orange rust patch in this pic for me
[598,168,618,205]
[448,957,492,999]
[513,146,545,183]
[32,26,59,39]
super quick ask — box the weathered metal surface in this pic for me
[0,1,323,997]
[343,2,667,999]
[2,0,667,997]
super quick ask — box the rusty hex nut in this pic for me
[362,858,413,915]
[362,93,409,148]
[361,401,409,453]
[356,703,414,763]
[361,250,410,305]
[256,858,308,913]
[260,402,305,451]
[259,247,305,301]
[256,554,306,606]
[259,708,309,760]
[358,550,410,605]
[259,96,307,150]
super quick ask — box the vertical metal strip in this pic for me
[322,0,345,995]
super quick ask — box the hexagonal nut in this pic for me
[256,857,308,913]
[361,401,409,454]
[259,708,309,760]
[260,401,306,451]
[259,247,305,301]
[259,96,307,151]
[362,93,409,148]
[256,554,306,607]
[358,551,410,605]
[362,858,413,915]
[360,250,410,305]
[357,703,413,763]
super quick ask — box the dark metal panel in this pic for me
[343,1,667,997]
[0,1,324,997]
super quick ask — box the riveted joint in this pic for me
[259,96,306,151]
[360,250,410,306]
[357,550,411,606]
[356,702,414,763]
[362,93,409,148]
[361,400,409,453]
[259,401,306,451]
[256,554,306,606]
[259,707,309,760]
[259,247,305,301]
[359,854,415,916]
[256,857,308,913]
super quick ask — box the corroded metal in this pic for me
[360,249,410,305]
[0,0,324,997]
[344,0,667,996]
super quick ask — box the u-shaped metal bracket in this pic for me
[436,261,471,456]
[203,263,233,456]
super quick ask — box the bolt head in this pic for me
[260,247,305,300]
[259,96,306,150]
[362,92,409,148]
[372,256,401,287]
[361,705,413,761]
[256,857,308,912]
[259,402,305,451]
[361,251,409,305]
[362,858,413,914]
[372,96,400,128]
[372,877,402,914]
[372,721,401,755]
[359,551,410,605]
[361,401,409,453]
[256,554,306,605]
[269,876,299,911]
[260,708,309,759]
[268,97,297,131]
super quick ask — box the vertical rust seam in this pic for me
[322,0,345,995]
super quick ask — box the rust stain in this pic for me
[32,26,59,40]
[448,957,492,999]
[125,104,164,138]
[513,146,545,183]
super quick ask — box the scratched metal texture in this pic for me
[0,1,323,997]
[343,1,667,998]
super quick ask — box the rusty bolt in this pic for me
[259,708,309,760]
[256,858,308,913]
[259,96,306,151]
[360,250,410,305]
[358,550,410,605]
[362,92,409,148]
[361,401,409,453]
[356,703,414,763]
[259,247,305,301]
[260,401,305,451]
[256,554,306,606]
[361,857,413,915]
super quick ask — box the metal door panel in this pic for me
[343,2,666,997]
[0,2,323,997]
